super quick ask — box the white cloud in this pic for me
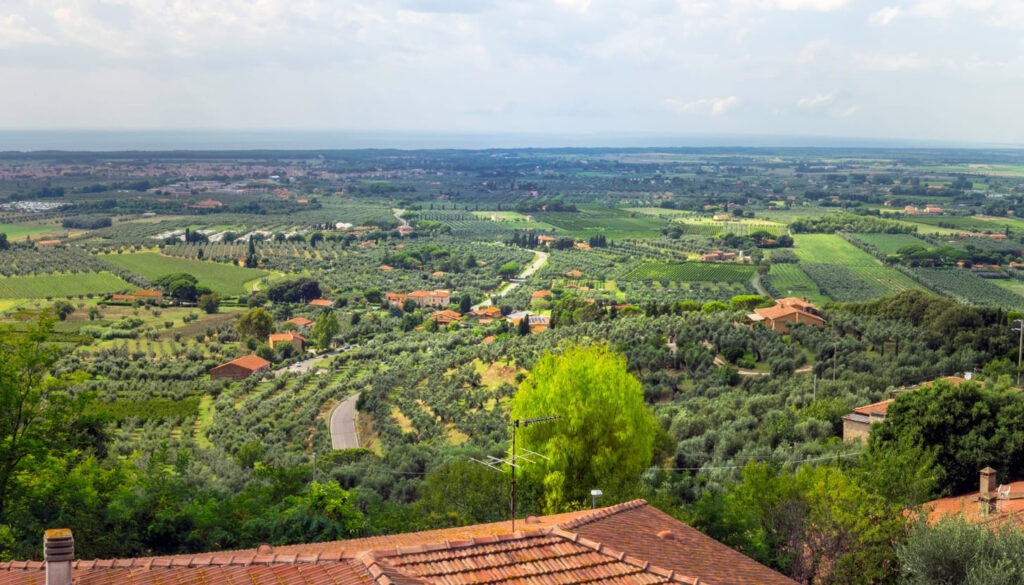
[552,0,592,14]
[665,96,742,115]
[852,53,925,71]
[797,92,835,108]
[0,13,51,47]
[869,6,901,25]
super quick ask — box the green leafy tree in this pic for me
[52,300,75,321]
[197,293,220,314]
[237,308,273,340]
[510,343,658,513]
[0,319,95,526]
[312,311,340,350]
[498,262,520,279]
[898,517,1024,585]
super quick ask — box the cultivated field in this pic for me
[0,272,132,298]
[793,234,880,265]
[622,262,756,282]
[763,264,831,305]
[541,208,665,239]
[102,252,269,295]
[849,233,932,255]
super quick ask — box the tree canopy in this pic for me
[510,343,658,513]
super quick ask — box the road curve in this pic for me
[330,392,361,449]
[472,249,549,310]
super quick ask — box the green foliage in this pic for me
[0,272,132,299]
[790,215,916,234]
[510,343,658,513]
[311,311,340,349]
[265,277,322,304]
[688,462,906,584]
[899,517,1024,585]
[198,292,220,314]
[237,308,273,340]
[623,262,756,282]
[870,379,1024,494]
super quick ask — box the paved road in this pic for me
[472,249,549,309]
[278,348,339,376]
[330,392,361,449]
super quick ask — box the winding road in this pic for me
[327,246,549,450]
[329,392,361,449]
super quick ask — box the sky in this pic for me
[1,0,1024,147]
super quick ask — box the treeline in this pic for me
[62,216,113,230]
[790,215,916,234]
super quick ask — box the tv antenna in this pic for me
[471,414,559,532]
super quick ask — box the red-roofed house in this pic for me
[407,289,450,308]
[0,500,796,585]
[284,316,314,330]
[268,332,305,352]
[430,310,462,326]
[842,399,894,442]
[925,468,1024,530]
[748,300,825,334]
[209,354,271,380]
[308,298,334,308]
[385,292,408,307]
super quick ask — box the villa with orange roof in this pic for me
[268,332,305,353]
[748,298,825,334]
[925,467,1024,530]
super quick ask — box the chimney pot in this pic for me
[44,528,74,585]
[981,467,998,497]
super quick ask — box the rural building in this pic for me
[397,225,414,235]
[528,314,551,332]
[700,250,738,262]
[268,332,305,352]
[407,289,451,308]
[0,500,796,585]
[565,269,584,278]
[924,467,1024,528]
[841,399,894,442]
[430,309,462,326]
[466,305,502,323]
[573,242,591,250]
[34,239,62,248]
[537,235,557,246]
[842,375,969,442]
[284,316,314,330]
[209,354,271,381]
[385,292,408,307]
[531,290,553,300]
[748,298,825,334]
[190,198,224,209]
[308,298,334,308]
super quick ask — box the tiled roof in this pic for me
[563,501,796,585]
[851,399,893,416]
[925,480,1024,528]
[221,354,271,372]
[287,317,315,327]
[366,529,697,585]
[0,500,795,585]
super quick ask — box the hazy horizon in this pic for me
[0,129,1019,153]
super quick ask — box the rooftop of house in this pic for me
[217,354,271,372]
[0,500,796,585]
[925,478,1024,529]
[285,317,314,327]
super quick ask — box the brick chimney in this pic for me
[44,528,73,585]
[979,467,998,516]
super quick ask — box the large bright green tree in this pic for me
[510,342,658,513]
[311,310,340,350]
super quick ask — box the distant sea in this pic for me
[0,130,1006,152]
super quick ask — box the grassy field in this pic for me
[0,223,56,239]
[0,272,133,298]
[540,208,665,239]
[622,262,756,282]
[102,253,269,294]
[849,233,932,255]
[672,218,787,237]
[793,234,881,266]
[764,264,831,305]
